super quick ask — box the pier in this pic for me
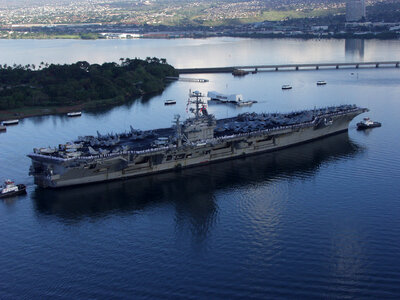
[177,61,400,74]
[166,76,209,82]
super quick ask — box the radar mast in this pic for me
[188,90,207,119]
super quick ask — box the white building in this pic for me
[346,0,366,22]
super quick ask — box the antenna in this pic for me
[173,114,183,147]
[188,90,206,119]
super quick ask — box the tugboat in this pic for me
[357,117,382,130]
[0,179,27,199]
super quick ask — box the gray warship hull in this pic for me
[28,106,366,188]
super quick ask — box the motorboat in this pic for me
[317,80,327,85]
[0,179,26,199]
[282,85,292,90]
[164,100,176,105]
[357,117,381,130]
[236,100,257,107]
[67,112,82,117]
[2,119,19,125]
[0,124,6,132]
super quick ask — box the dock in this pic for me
[166,76,209,82]
[177,61,400,74]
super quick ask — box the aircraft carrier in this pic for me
[28,91,367,188]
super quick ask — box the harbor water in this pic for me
[0,38,400,298]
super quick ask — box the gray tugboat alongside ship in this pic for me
[28,91,368,188]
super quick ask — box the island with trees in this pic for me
[0,57,178,120]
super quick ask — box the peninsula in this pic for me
[0,57,178,120]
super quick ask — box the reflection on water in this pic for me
[32,133,362,225]
[345,39,365,60]
[29,114,57,125]
[83,90,166,117]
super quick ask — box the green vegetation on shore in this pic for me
[0,58,178,114]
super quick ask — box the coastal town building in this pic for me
[346,0,366,22]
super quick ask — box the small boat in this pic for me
[357,117,382,130]
[317,80,327,85]
[164,100,176,105]
[67,112,82,117]
[0,179,26,199]
[236,100,257,107]
[0,124,6,132]
[282,85,292,90]
[2,119,19,125]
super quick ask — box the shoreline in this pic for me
[0,33,399,41]
[0,34,400,41]
[0,104,85,121]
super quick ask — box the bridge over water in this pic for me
[177,61,400,74]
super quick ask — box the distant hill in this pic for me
[0,0,348,9]
[1,0,398,25]
[1,0,77,6]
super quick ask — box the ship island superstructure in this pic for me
[28,91,367,188]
